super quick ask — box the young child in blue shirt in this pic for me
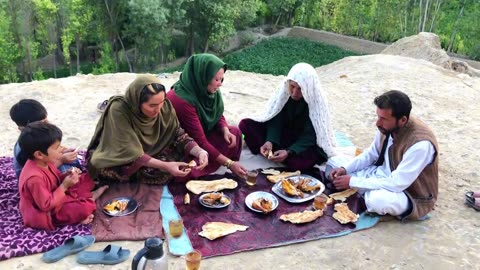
[9,99,81,178]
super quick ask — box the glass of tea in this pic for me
[246,170,258,186]
[169,219,183,238]
[313,194,328,211]
[185,250,202,270]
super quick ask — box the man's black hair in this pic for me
[374,90,412,120]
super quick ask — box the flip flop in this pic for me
[77,244,130,265]
[42,235,95,263]
[465,197,480,211]
[465,191,480,200]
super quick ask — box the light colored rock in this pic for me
[1,54,479,269]
[381,32,452,69]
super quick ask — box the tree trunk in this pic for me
[113,39,119,71]
[75,34,80,74]
[187,24,195,56]
[418,0,423,32]
[411,0,418,34]
[429,0,442,32]
[404,0,409,36]
[422,0,430,32]
[116,33,132,72]
[274,13,282,28]
[53,49,57,78]
[447,0,466,52]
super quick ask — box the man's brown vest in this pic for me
[380,117,439,220]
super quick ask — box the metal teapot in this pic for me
[131,237,167,270]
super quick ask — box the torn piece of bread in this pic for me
[332,203,359,224]
[329,188,358,202]
[198,222,248,240]
[266,170,301,183]
[279,210,323,224]
[186,178,238,195]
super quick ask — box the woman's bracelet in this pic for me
[224,159,234,169]
[198,150,209,158]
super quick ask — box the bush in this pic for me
[223,37,358,75]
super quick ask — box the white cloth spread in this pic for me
[250,63,336,157]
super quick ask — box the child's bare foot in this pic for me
[80,214,94,224]
[92,185,109,201]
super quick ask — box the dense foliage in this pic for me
[224,37,358,75]
[0,0,478,84]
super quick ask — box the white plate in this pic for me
[271,174,325,203]
[102,197,138,217]
[198,193,231,209]
[245,191,279,213]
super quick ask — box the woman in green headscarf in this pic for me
[167,54,247,179]
[86,74,209,185]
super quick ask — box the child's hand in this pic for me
[61,151,77,164]
[62,170,79,190]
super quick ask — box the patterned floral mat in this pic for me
[0,156,91,261]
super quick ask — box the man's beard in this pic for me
[377,123,400,135]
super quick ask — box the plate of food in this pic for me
[245,191,279,214]
[271,174,325,203]
[198,192,231,209]
[103,197,138,216]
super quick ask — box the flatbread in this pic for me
[261,169,281,175]
[198,222,249,240]
[279,210,323,224]
[332,203,359,224]
[186,178,238,195]
[329,188,358,202]
[266,170,301,183]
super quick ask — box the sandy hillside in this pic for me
[1,54,480,269]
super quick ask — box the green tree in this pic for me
[7,0,39,82]
[33,0,59,77]
[60,0,94,74]
[126,0,181,70]
[0,1,20,83]
[183,0,259,54]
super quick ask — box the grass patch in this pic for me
[223,37,359,75]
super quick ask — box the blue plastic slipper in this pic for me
[77,244,130,265]
[42,235,95,263]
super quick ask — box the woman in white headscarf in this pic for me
[238,63,336,170]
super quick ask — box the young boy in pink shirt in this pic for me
[18,122,107,231]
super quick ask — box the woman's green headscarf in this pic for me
[87,74,179,174]
[172,53,226,133]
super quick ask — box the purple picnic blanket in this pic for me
[169,168,369,258]
[0,156,91,261]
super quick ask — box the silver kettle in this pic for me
[131,237,168,270]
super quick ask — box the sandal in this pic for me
[77,244,130,265]
[465,196,480,211]
[97,100,108,113]
[42,235,95,263]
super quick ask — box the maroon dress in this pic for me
[167,90,242,178]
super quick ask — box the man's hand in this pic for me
[333,175,352,190]
[223,128,236,148]
[269,150,288,163]
[329,167,346,180]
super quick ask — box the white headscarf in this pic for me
[251,63,336,157]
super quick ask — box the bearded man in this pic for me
[329,90,439,220]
